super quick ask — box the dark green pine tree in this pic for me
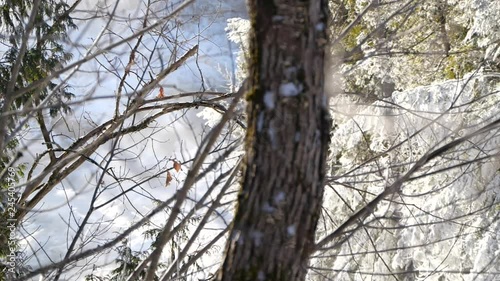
[0,0,76,119]
[0,0,77,279]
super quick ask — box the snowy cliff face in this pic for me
[314,1,500,278]
[316,73,500,281]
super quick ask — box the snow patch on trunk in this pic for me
[279,82,302,97]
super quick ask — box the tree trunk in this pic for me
[217,0,330,280]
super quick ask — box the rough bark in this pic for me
[217,0,330,280]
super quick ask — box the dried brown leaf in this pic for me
[157,86,165,98]
[165,171,173,186]
[173,161,181,172]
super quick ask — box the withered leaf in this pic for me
[173,160,181,172]
[157,86,165,98]
[165,171,173,186]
